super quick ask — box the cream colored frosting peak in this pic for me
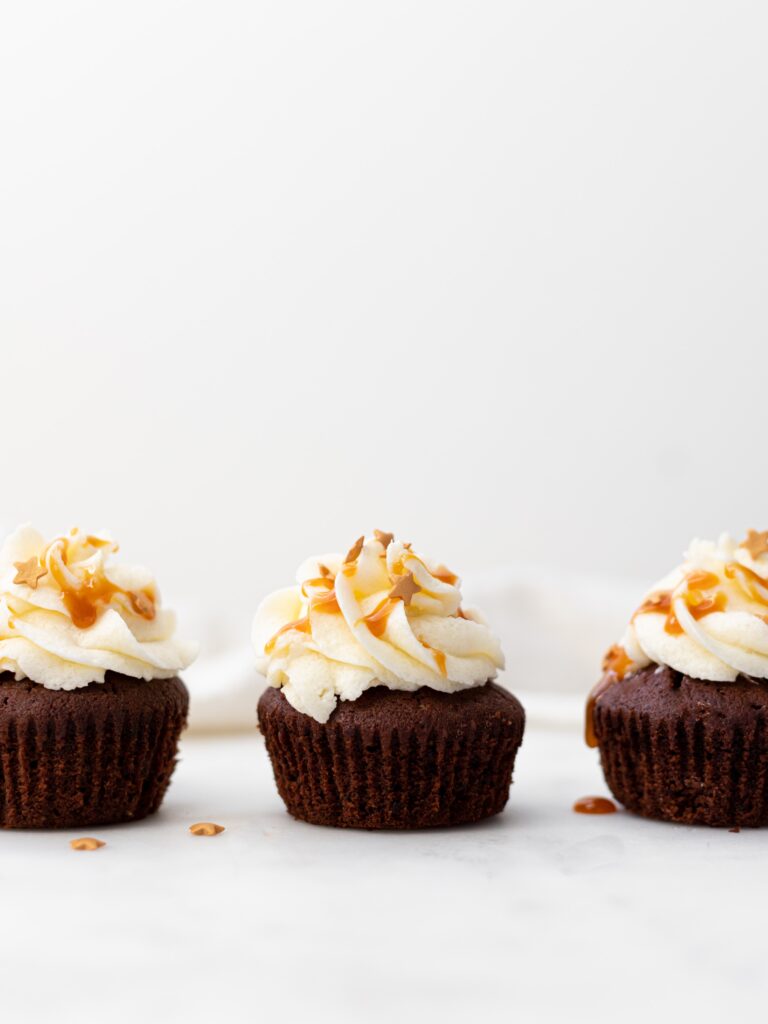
[0,525,198,689]
[608,532,768,683]
[252,533,505,723]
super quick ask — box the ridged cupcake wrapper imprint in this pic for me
[595,683,768,828]
[258,684,525,830]
[0,674,189,829]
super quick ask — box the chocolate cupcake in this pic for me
[253,532,524,828]
[588,531,768,827]
[0,526,197,828]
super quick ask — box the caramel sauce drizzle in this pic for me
[42,535,156,630]
[420,643,447,675]
[264,538,459,674]
[631,569,728,638]
[397,552,457,588]
[687,570,720,590]
[84,535,118,551]
[300,577,334,598]
[264,584,339,652]
[311,589,340,615]
[573,796,617,815]
[686,591,727,620]
[361,597,397,638]
[632,591,672,619]
[602,644,632,679]
[724,562,768,605]
[264,616,311,654]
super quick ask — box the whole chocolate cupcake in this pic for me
[0,525,197,828]
[588,530,768,827]
[253,532,524,828]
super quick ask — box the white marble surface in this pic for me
[1,726,764,1024]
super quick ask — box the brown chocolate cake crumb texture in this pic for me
[593,664,768,827]
[258,683,525,829]
[0,672,188,829]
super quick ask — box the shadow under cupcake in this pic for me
[253,532,525,829]
[587,530,768,828]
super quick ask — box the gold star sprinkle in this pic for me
[70,837,105,851]
[13,558,48,589]
[189,822,225,836]
[344,536,364,564]
[374,529,394,550]
[741,530,768,559]
[389,571,421,606]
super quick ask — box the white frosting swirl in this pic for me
[614,533,768,682]
[252,534,505,723]
[0,525,198,689]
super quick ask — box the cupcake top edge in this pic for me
[604,530,768,685]
[0,524,198,690]
[251,531,505,723]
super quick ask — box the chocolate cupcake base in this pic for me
[593,664,768,827]
[258,682,525,829]
[0,672,189,829]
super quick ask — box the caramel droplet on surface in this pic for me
[70,837,106,851]
[189,822,225,836]
[573,796,617,815]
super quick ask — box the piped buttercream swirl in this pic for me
[252,533,505,723]
[0,525,198,689]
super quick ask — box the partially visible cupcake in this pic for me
[0,525,198,828]
[253,531,524,829]
[588,530,768,827]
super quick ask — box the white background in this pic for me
[2,4,768,1021]
[2,1,767,647]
